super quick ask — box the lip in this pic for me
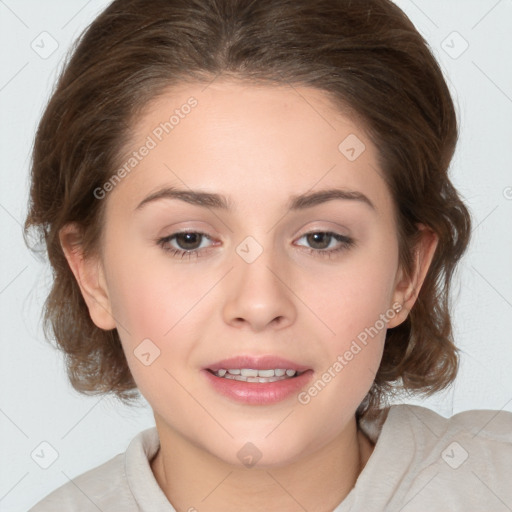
[202,368,314,405]
[204,355,312,372]
[202,355,314,405]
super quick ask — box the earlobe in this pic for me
[59,223,117,331]
[388,224,439,328]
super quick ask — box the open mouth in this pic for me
[203,365,315,404]
[206,368,307,383]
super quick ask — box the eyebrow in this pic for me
[135,186,377,213]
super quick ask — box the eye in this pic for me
[156,230,355,260]
[294,231,355,258]
[157,231,214,259]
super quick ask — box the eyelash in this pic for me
[156,230,355,260]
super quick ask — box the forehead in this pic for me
[108,80,393,221]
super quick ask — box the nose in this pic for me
[222,247,297,332]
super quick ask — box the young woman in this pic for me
[25,0,512,510]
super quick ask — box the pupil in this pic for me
[178,233,200,250]
[308,233,330,249]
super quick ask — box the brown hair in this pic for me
[24,0,472,419]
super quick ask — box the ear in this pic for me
[59,223,116,330]
[387,224,439,328]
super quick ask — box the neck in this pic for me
[150,416,375,512]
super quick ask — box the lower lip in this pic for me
[202,369,314,405]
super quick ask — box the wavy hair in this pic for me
[24,0,472,420]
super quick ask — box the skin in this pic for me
[61,80,438,512]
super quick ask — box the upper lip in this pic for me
[205,355,312,372]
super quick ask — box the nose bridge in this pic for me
[221,234,297,331]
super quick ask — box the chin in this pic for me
[204,433,312,470]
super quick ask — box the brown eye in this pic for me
[157,231,214,259]
[295,231,355,258]
[305,232,333,250]
[173,232,203,250]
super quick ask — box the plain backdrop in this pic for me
[1,1,511,510]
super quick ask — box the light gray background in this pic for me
[1,1,511,510]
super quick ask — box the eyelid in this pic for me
[156,231,216,260]
[156,228,355,261]
[158,229,216,247]
[295,230,352,244]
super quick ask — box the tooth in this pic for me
[257,369,275,377]
[215,369,299,382]
[240,369,258,377]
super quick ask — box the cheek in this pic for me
[294,242,397,398]
[301,248,397,345]
[104,237,205,338]
[104,261,191,402]
[103,245,212,381]
[106,268,167,340]
[295,265,393,430]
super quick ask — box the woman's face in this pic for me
[83,80,414,467]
